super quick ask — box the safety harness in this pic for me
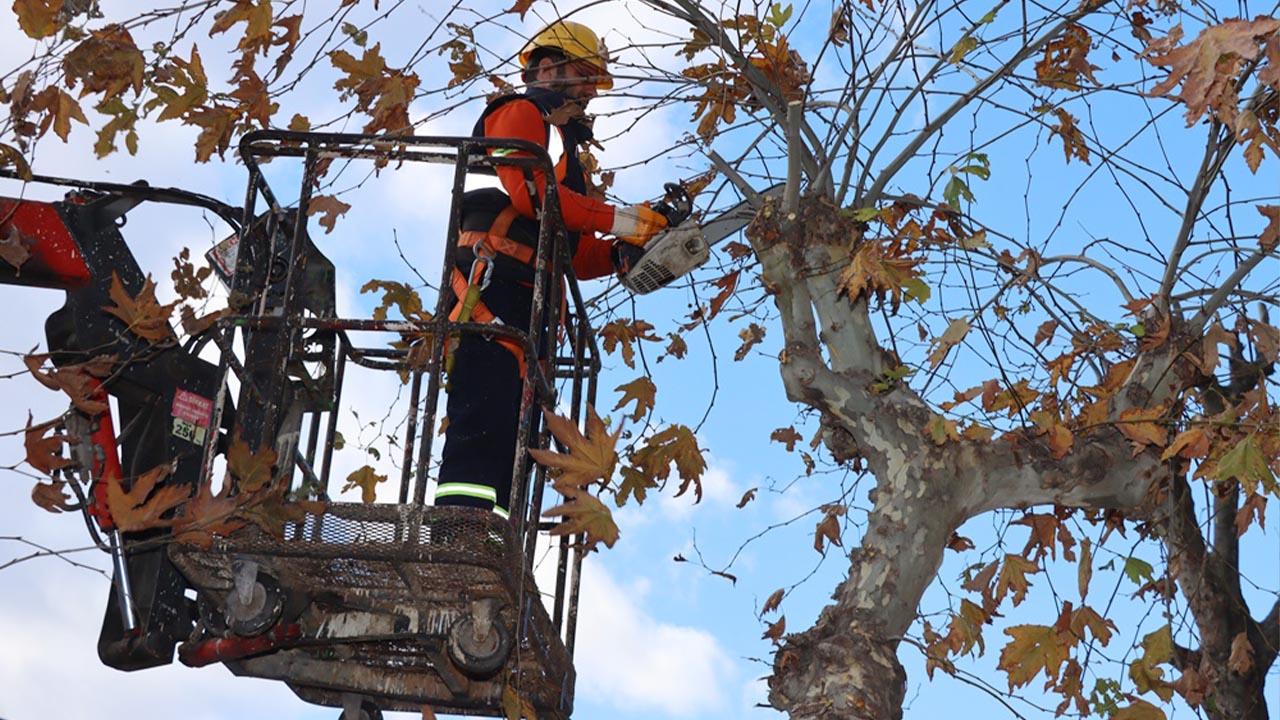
[447,205,532,379]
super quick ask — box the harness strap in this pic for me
[449,267,528,378]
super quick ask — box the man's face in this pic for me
[534,58,602,108]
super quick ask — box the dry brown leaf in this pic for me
[307,194,352,234]
[612,376,656,422]
[996,554,1039,606]
[1235,492,1266,537]
[542,492,620,549]
[31,480,75,513]
[813,512,842,553]
[762,588,784,615]
[1228,631,1254,675]
[762,615,786,644]
[102,272,176,343]
[226,436,278,493]
[998,624,1069,690]
[172,474,249,547]
[106,465,189,532]
[1259,204,1280,253]
[0,225,32,270]
[1146,18,1280,126]
[1116,406,1169,453]
[24,413,73,476]
[342,465,387,503]
[529,405,621,495]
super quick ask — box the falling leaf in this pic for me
[106,465,189,532]
[734,322,766,361]
[308,194,352,234]
[31,480,75,513]
[102,272,176,343]
[529,405,622,494]
[542,492,620,549]
[998,624,1069,689]
[421,705,437,720]
[226,436,277,493]
[762,615,786,643]
[342,465,387,503]
[505,0,534,19]
[736,487,757,508]
[770,427,803,451]
[1228,631,1254,675]
[613,376,656,422]
[762,588,784,614]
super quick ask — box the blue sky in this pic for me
[1,2,1277,720]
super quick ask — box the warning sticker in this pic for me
[172,389,213,445]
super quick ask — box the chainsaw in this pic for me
[618,181,785,295]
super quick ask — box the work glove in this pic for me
[610,203,668,246]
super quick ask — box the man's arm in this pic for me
[484,99,615,234]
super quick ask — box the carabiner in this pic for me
[470,238,497,291]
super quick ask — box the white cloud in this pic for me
[574,561,736,717]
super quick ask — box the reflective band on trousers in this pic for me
[435,482,509,518]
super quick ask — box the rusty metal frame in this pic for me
[176,130,601,717]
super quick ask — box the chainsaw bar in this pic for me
[696,182,785,245]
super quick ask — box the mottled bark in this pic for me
[748,196,1276,719]
[1156,474,1276,720]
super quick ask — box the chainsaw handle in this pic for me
[652,182,692,227]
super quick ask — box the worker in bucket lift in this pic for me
[434,20,671,516]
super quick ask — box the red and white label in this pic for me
[172,389,213,444]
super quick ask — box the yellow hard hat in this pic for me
[519,21,613,90]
